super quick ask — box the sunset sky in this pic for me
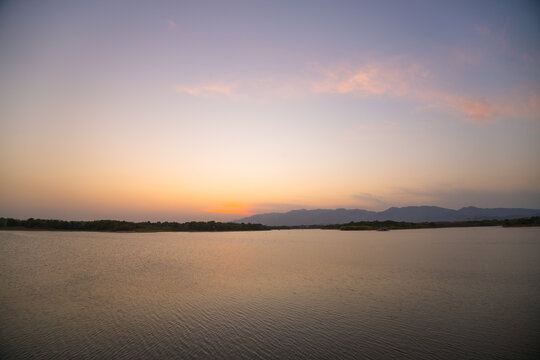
[1,0,539,221]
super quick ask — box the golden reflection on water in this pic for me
[1,228,540,359]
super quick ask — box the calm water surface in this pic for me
[1,228,539,359]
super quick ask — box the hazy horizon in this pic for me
[2,204,540,224]
[1,0,539,222]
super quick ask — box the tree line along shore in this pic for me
[0,216,538,232]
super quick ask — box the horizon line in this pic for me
[3,204,540,223]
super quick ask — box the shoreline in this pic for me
[1,216,539,233]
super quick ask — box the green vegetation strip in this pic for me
[1,216,538,232]
[0,218,270,232]
[335,217,540,230]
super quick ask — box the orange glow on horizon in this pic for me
[206,203,253,216]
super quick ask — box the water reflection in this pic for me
[1,228,539,359]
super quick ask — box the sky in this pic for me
[1,0,539,221]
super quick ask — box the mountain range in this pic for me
[235,206,540,226]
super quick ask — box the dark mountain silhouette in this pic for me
[236,206,540,226]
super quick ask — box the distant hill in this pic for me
[235,206,540,226]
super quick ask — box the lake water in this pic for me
[1,228,539,359]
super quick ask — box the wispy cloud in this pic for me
[173,82,238,99]
[309,59,496,122]
[348,187,540,210]
[390,187,540,209]
[352,193,389,209]
[420,91,495,122]
[311,59,539,123]
[310,59,423,97]
[167,19,177,30]
[173,77,306,103]
[173,57,539,123]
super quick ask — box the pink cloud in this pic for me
[428,89,539,123]
[450,97,493,122]
[173,77,307,103]
[311,59,425,98]
[173,58,539,123]
[173,83,238,99]
[167,19,177,30]
[310,59,538,123]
